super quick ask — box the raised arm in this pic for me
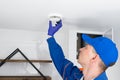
[47,20,83,80]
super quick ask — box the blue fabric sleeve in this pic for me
[47,37,83,80]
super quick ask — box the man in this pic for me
[47,20,118,80]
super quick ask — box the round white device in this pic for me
[48,13,62,26]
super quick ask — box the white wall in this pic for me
[0,28,68,80]
[106,27,120,80]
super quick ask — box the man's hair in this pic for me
[93,48,116,71]
[99,60,107,71]
[99,57,115,71]
[99,59,116,71]
[92,48,116,71]
[92,48,107,71]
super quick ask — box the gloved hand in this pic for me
[48,20,62,36]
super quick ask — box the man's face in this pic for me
[77,44,94,66]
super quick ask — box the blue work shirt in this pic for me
[47,37,108,80]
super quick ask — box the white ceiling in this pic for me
[0,0,120,32]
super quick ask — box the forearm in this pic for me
[47,37,65,75]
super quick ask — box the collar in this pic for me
[94,72,108,80]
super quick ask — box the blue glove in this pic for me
[48,20,62,36]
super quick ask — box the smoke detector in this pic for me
[48,13,62,22]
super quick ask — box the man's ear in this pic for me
[91,54,98,63]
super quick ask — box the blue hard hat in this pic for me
[82,34,118,67]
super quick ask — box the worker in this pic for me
[47,20,118,80]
